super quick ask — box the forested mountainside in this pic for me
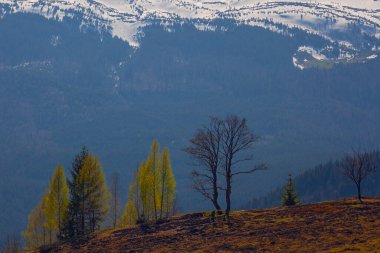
[243,151,380,209]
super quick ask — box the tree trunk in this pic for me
[212,171,221,211]
[225,176,231,218]
[357,182,362,203]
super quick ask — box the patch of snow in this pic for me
[292,56,304,70]
[367,54,378,59]
[194,23,217,32]
[298,46,327,60]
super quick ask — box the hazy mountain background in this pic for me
[1,12,380,244]
[243,151,380,209]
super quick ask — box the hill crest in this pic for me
[33,198,380,252]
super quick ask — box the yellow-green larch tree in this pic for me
[159,148,176,219]
[146,140,162,222]
[77,155,110,234]
[119,183,138,227]
[45,165,69,241]
[23,193,49,249]
[138,160,154,222]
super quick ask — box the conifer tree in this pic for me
[146,140,161,222]
[77,155,110,234]
[23,193,49,249]
[138,160,155,222]
[281,173,300,206]
[62,146,88,239]
[128,168,142,220]
[45,165,69,240]
[159,148,176,219]
[119,201,138,227]
[132,141,177,223]
[119,183,138,227]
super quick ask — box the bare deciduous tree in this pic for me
[341,150,377,202]
[185,115,267,217]
[110,172,121,228]
[220,115,268,217]
[184,117,223,210]
[2,234,19,253]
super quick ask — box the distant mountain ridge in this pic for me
[1,0,380,66]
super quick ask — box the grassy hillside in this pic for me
[33,198,380,252]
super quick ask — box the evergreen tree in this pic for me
[119,201,138,227]
[130,140,176,223]
[77,155,110,234]
[45,165,69,241]
[23,193,49,249]
[119,183,138,227]
[281,173,300,206]
[146,140,161,222]
[138,160,155,222]
[159,148,176,219]
[62,147,88,239]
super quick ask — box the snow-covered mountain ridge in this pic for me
[1,0,380,67]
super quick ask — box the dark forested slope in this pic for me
[243,151,380,209]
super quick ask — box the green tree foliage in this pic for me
[45,165,69,240]
[119,201,138,227]
[119,183,138,227]
[138,160,155,222]
[146,140,161,221]
[77,155,110,234]
[159,148,176,219]
[23,193,49,249]
[23,167,69,249]
[281,174,300,206]
[23,148,111,247]
[62,147,89,239]
[120,140,176,226]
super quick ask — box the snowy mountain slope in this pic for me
[0,0,379,67]
[0,0,379,44]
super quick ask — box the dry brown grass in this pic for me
[33,198,380,252]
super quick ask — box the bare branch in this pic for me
[341,150,377,202]
[231,163,268,176]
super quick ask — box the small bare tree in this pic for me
[220,115,267,217]
[341,150,377,202]
[2,234,19,253]
[110,172,121,228]
[184,117,223,210]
